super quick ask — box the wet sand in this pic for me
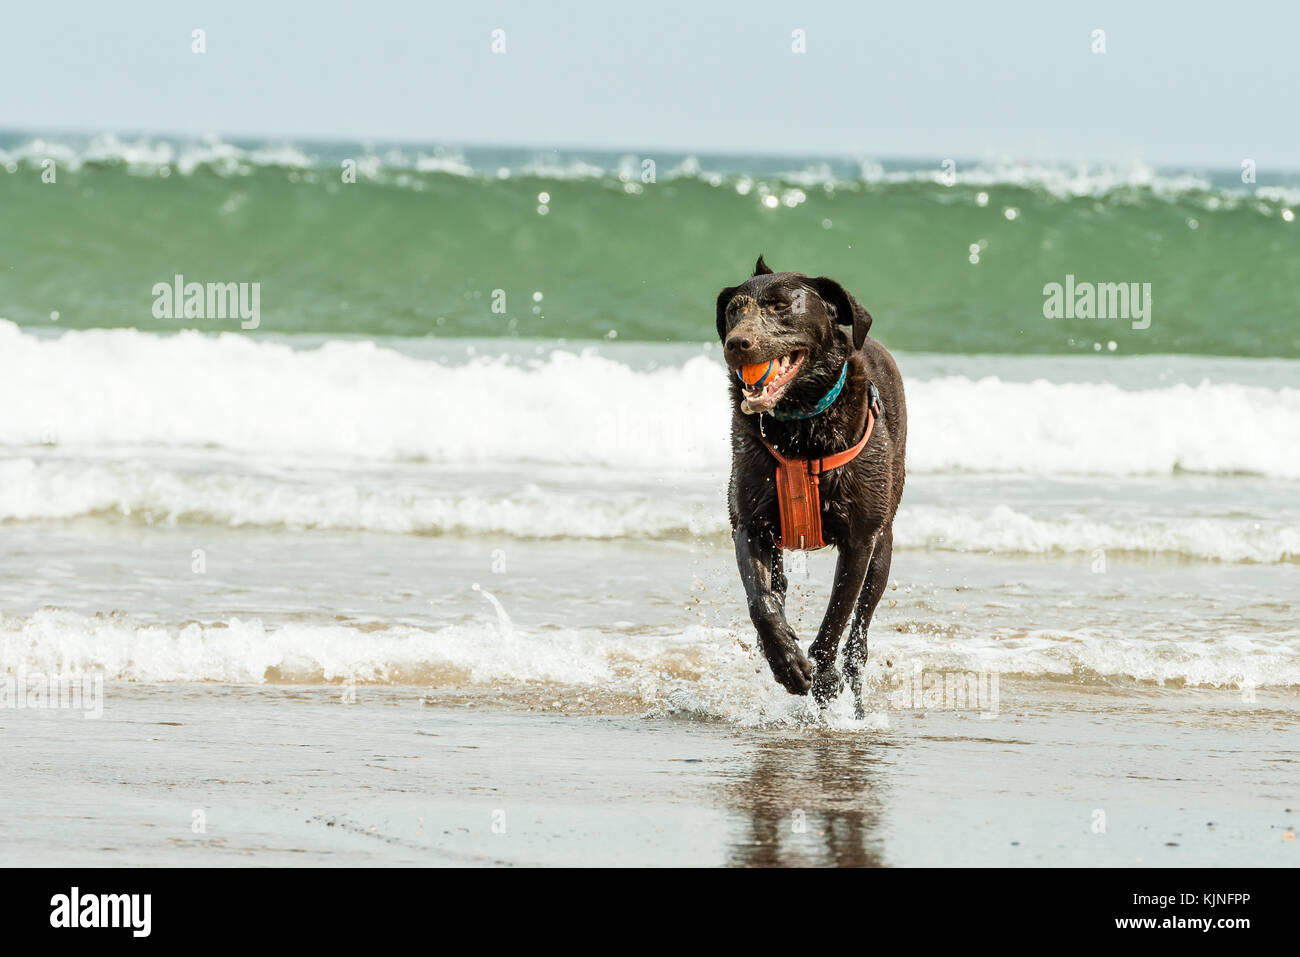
[2,681,1296,867]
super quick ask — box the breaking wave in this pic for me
[4,322,1299,479]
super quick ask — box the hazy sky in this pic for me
[4,1,1298,167]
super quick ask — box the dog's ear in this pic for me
[809,276,872,350]
[753,255,773,276]
[715,286,738,341]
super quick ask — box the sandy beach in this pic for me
[3,680,1295,867]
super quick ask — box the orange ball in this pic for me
[739,360,773,386]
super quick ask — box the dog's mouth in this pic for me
[737,350,806,414]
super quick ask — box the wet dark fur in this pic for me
[717,257,907,713]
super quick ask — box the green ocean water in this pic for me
[2,135,1298,356]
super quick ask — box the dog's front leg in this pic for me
[807,541,873,705]
[733,524,813,695]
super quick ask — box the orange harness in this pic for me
[761,406,876,551]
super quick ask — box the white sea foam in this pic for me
[0,133,313,176]
[1,611,1295,718]
[0,458,722,539]
[4,321,1299,480]
[3,459,1297,562]
[900,504,1300,564]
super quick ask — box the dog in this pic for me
[717,257,906,712]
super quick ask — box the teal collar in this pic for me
[770,361,848,421]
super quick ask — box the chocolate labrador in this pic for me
[717,257,906,713]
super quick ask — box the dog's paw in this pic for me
[761,632,814,695]
[775,654,814,696]
[811,662,844,707]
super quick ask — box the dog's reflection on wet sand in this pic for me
[726,734,890,867]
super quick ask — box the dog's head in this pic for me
[715,257,872,414]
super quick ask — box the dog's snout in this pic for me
[725,333,753,356]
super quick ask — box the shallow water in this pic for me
[3,329,1298,716]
